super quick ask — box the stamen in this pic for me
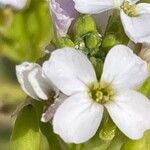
[88,81,115,104]
[121,1,138,17]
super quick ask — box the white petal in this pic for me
[53,92,103,144]
[105,90,150,139]
[137,3,150,14]
[0,0,27,9]
[121,10,150,43]
[16,62,57,100]
[41,93,67,122]
[73,0,120,14]
[43,47,97,96]
[101,45,148,90]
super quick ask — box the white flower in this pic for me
[0,0,28,9]
[16,62,58,100]
[43,45,150,144]
[73,0,150,44]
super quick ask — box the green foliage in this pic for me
[121,131,150,150]
[139,77,150,99]
[0,0,53,62]
[10,105,40,150]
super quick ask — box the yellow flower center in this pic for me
[121,1,138,17]
[88,81,115,104]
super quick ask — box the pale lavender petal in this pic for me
[49,0,78,37]
[41,93,67,122]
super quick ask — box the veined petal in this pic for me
[120,10,150,43]
[16,62,57,100]
[53,92,103,144]
[49,0,77,37]
[73,0,120,14]
[41,93,67,122]
[137,3,150,15]
[101,45,149,90]
[105,90,150,139]
[43,47,97,96]
[0,0,28,9]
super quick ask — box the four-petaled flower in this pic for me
[73,0,150,44]
[42,45,150,144]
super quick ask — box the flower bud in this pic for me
[55,37,74,48]
[99,116,117,141]
[102,34,118,48]
[74,37,86,50]
[85,31,102,49]
[73,15,96,37]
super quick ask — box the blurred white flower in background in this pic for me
[73,0,150,44]
[0,0,28,9]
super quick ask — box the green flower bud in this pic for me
[73,15,96,37]
[102,34,118,48]
[99,116,117,141]
[55,37,74,48]
[74,37,86,50]
[85,31,102,49]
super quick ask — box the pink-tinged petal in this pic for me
[105,90,150,139]
[41,93,67,122]
[43,47,97,96]
[53,92,103,144]
[49,0,78,37]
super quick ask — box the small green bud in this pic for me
[99,116,117,141]
[85,31,102,49]
[102,34,118,48]
[74,37,86,50]
[55,37,74,48]
[73,15,96,37]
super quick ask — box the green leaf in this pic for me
[10,105,40,150]
[40,122,67,150]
